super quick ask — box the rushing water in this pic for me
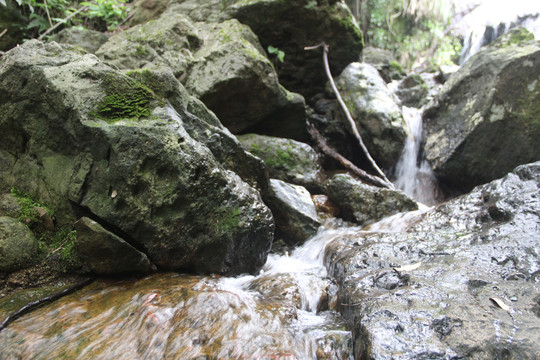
[393,106,440,206]
[0,226,357,359]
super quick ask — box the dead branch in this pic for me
[0,28,7,39]
[38,5,89,40]
[309,125,392,188]
[305,42,394,188]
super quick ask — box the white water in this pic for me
[452,0,540,64]
[393,106,440,205]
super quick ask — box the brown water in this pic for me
[0,230,354,359]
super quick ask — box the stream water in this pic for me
[0,77,440,360]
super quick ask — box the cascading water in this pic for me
[393,106,440,206]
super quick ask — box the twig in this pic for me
[0,28,7,39]
[43,0,53,27]
[305,42,394,188]
[38,5,89,40]
[309,125,392,188]
[0,277,95,332]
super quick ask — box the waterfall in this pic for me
[453,0,540,64]
[393,106,440,205]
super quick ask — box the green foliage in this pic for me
[10,187,53,223]
[349,0,461,70]
[6,0,128,40]
[81,0,127,31]
[267,45,285,63]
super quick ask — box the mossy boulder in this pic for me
[324,173,418,225]
[228,0,364,98]
[0,40,274,275]
[238,134,324,192]
[423,31,540,194]
[333,62,408,169]
[97,10,307,140]
[395,74,429,108]
[0,216,39,272]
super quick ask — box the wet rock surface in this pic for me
[324,173,418,226]
[423,30,540,194]
[266,179,321,245]
[325,162,540,359]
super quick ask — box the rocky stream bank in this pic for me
[0,0,539,358]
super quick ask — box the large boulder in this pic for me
[423,30,540,194]
[97,10,307,140]
[334,62,408,169]
[0,216,39,272]
[238,134,324,192]
[324,173,418,225]
[229,0,364,98]
[0,40,274,275]
[325,161,540,359]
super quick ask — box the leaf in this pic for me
[489,297,511,312]
[394,262,422,272]
[267,45,278,54]
[277,50,285,63]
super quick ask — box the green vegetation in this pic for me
[1,0,127,41]
[267,45,285,63]
[346,0,461,70]
[10,187,81,271]
[93,71,163,122]
[11,186,53,223]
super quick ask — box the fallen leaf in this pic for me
[111,189,117,198]
[395,262,422,272]
[489,297,511,312]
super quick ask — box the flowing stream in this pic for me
[0,87,439,360]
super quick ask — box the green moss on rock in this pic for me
[93,71,163,122]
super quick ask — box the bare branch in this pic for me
[306,42,394,188]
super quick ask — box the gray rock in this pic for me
[394,74,428,108]
[0,216,39,272]
[423,30,540,194]
[334,62,407,168]
[0,193,21,217]
[267,179,321,245]
[97,11,307,140]
[0,40,274,275]
[325,161,540,359]
[324,173,418,225]
[238,134,324,192]
[362,46,406,82]
[49,28,109,54]
[74,217,156,274]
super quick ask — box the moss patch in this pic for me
[93,71,163,122]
